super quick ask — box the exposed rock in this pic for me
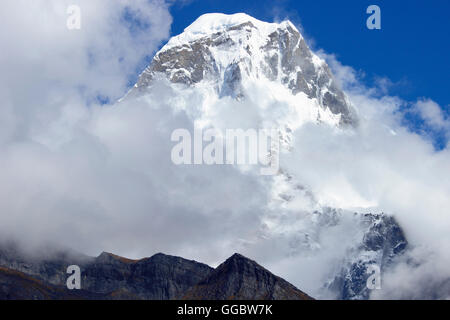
[183,253,313,300]
[81,252,213,299]
[327,214,408,300]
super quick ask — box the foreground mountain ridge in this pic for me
[183,253,312,300]
[0,246,312,300]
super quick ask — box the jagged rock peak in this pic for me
[96,252,139,264]
[183,252,314,300]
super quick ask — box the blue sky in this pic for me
[164,0,450,148]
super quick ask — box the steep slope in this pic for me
[326,214,408,299]
[183,253,313,300]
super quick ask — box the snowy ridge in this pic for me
[163,13,299,51]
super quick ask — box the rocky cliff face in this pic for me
[81,252,213,299]
[326,214,408,299]
[0,247,311,300]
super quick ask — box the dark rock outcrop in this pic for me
[327,214,408,300]
[81,252,214,299]
[183,253,313,300]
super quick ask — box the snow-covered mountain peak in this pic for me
[130,13,356,127]
[164,13,299,50]
[185,12,293,34]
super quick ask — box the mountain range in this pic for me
[0,244,312,300]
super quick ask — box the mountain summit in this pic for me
[183,253,313,300]
[130,13,356,126]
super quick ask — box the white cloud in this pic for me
[413,99,450,131]
[0,0,172,145]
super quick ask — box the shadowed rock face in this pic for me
[81,252,214,299]
[0,247,312,300]
[327,214,408,300]
[132,16,357,126]
[183,253,313,300]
